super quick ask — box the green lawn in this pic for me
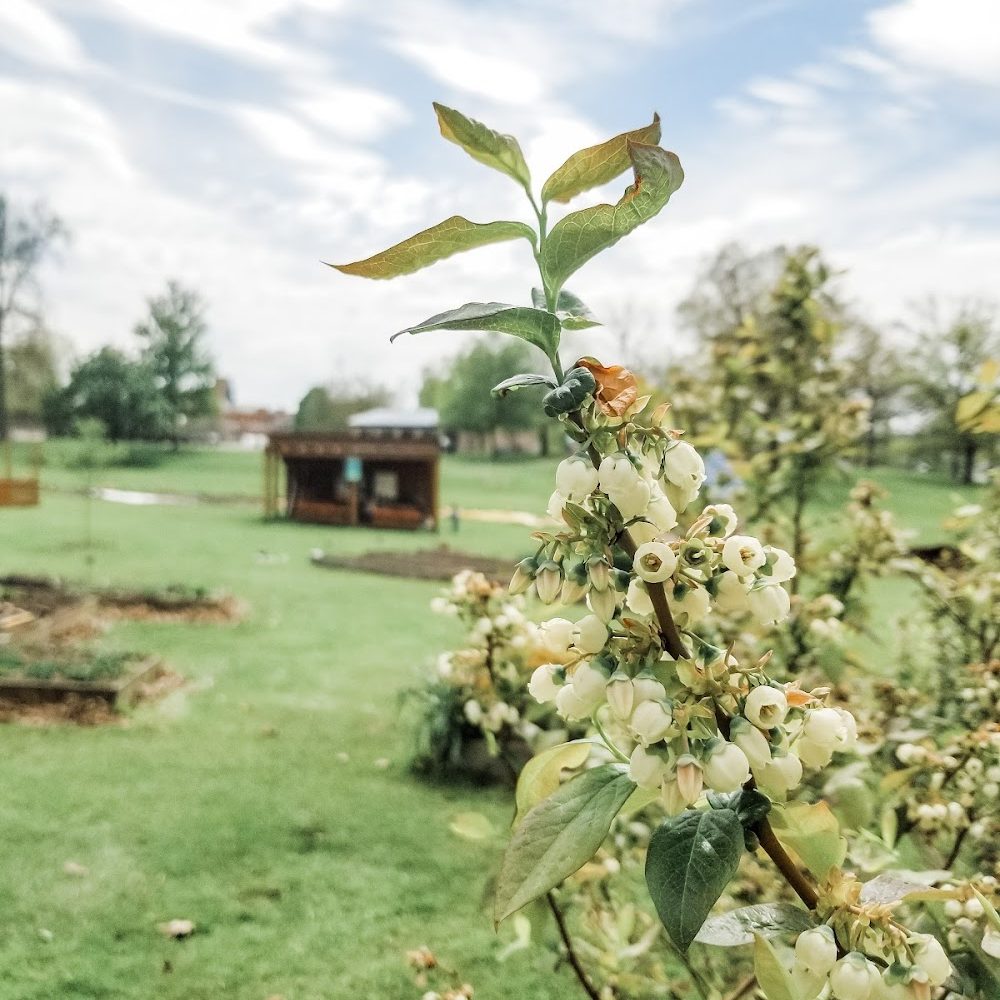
[0,449,981,998]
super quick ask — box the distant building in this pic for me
[264,409,440,530]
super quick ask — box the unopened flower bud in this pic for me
[634,541,677,583]
[714,571,751,613]
[606,674,635,719]
[509,558,535,595]
[587,586,619,623]
[572,614,608,655]
[598,452,639,493]
[632,676,667,703]
[528,664,562,704]
[661,777,687,816]
[629,744,667,789]
[556,663,606,720]
[703,740,751,792]
[661,441,705,490]
[672,583,710,623]
[587,557,611,592]
[631,700,673,746]
[829,953,876,1000]
[556,455,599,500]
[608,478,651,520]
[535,562,563,604]
[911,934,951,986]
[748,583,791,625]
[730,716,773,769]
[675,755,704,805]
[744,685,789,729]
[804,707,847,747]
[794,925,837,975]
[759,752,804,795]
[626,578,655,617]
[546,490,566,521]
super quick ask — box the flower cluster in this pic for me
[410,570,582,775]
[787,922,951,1000]
[513,397,864,813]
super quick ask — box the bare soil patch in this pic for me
[310,545,514,583]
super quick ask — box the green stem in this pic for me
[592,709,630,764]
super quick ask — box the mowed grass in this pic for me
[0,495,576,1000]
[0,448,982,999]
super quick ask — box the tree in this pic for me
[7,327,59,427]
[293,379,390,431]
[134,281,215,447]
[904,298,999,483]
[0,195,66,439]
[676,241,786,344]
[46,347,170,442]
[842,323,909,467]
[422,338,546,455]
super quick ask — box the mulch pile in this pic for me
[310,545,515,583]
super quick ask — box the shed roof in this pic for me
[348,407,438,430]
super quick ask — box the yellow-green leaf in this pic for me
[329,216,535,280]
[495,763,635,924]
[392,302,560,359]
[540,142,684,292]
[753,933,798,1000]
[433,103,531,189]
[514,739,593,826]
[541,113,662,204]
[449,811,495,841]
[770,802,846,881]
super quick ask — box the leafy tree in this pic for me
[134,281,215,447]
[904,298,999,483]
[293,380,390,431]
[0,195,66,439]
[47,347,170,442]
[7,327,59,427]
[842,324,909,467]
[422,338,546,455]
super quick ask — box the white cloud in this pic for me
[868,0,1000,86]
[745,77,818,108]
[0,0,87,71]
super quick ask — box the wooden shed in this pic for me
[263,411,440,530]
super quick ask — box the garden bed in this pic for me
[310,545,514,582]
[0,574,243,623]
[0,649,161,707]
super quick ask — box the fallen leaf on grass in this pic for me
[157,919,195,939]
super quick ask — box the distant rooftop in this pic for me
[348,407,438,430]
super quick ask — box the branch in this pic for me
[546,891,601,1000]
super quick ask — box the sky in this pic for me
[2,0,999,410]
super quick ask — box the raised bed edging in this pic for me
[0,655,162,707]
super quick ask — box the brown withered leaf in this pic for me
[575,358,638,417]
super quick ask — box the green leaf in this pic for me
[856,871,960,908]
[330,216,535,280]
[392,302,560,358]
[449,811,495,841]
[494,763,635,924]
[541,113,661,204]
[695,903,817,947]
[492,373,557,398]
[770,802,846,881]
[753,933,798,1000]
[645,807,744,951]
[513,739,593,826]
[540,142,684,293]
[433,103,531,190]
[531,288,601,329]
